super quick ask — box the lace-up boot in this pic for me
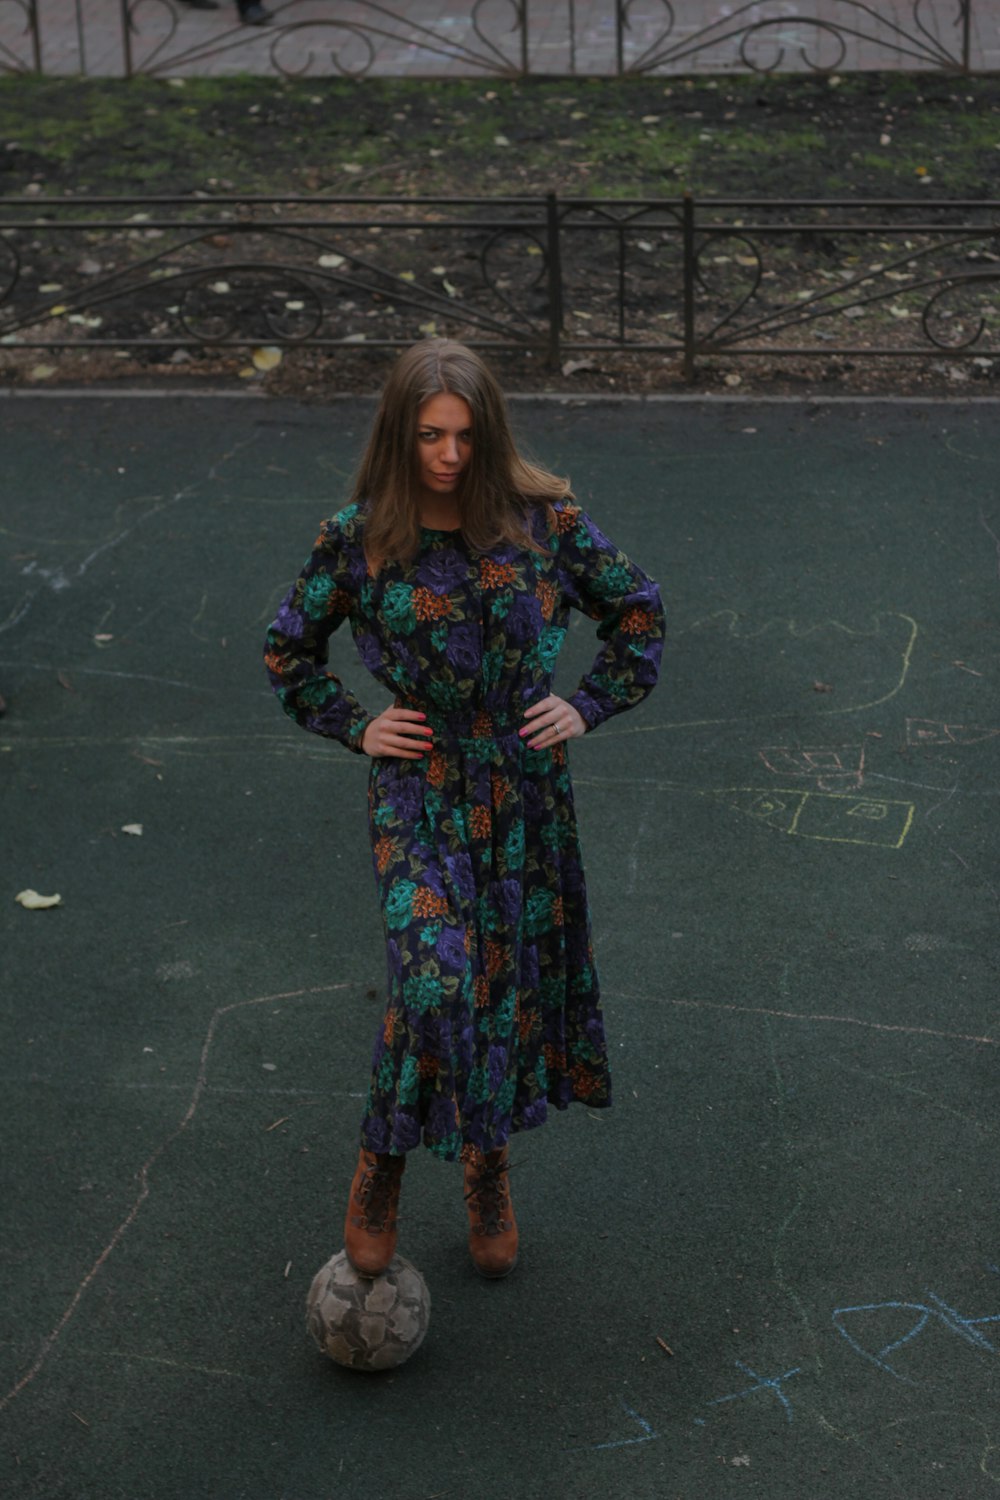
[344,1148,405,1276]
[463,1146,518,1278]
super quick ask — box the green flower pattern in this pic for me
[265,501,663,1160]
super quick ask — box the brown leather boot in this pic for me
[463,1146,518,1278]
[344,1148,405,1276]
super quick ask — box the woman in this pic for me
[264,340,663,1280]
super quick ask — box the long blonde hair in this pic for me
[351,340,571,568]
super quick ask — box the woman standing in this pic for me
[264,340,663,1279]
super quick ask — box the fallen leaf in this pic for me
[398,271,416,283]
[318,253,346,269]
[724,373,742,387]
[417,322,437,336]
[561,358,596,376]
[252,346,282,372]
[93,633,114,644]
[121,823,144,836]
[29,365,56,382]
[493,134,511,147]
[57,672,74,692]
[15,889,62,910]
[812,681,834,693]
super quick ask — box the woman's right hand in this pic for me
[361,708,434,759]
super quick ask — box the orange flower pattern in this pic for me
[265,499,663,1160]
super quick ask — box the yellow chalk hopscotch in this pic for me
[707,787,916,850]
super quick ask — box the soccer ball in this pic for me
[306,1250,431,1372]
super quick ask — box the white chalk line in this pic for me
[619,991,998,1049]
[0,980,352,1415]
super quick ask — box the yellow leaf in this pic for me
[252,346,282,372]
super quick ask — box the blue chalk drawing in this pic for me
[926,1290,1000,1354]
[591,1398,660,1451]
[706,1360,801,1424]
[833,1289,1000,1381]
[832,1300,931,1383]
[580,1259,1000,1458]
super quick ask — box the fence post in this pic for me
[682,192,697,383]
[120,0,133,78]
[26,0,42,72]
[545,191,563,370]
[962,0,971,73]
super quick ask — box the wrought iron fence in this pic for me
[0,1,986,79]
[2,193,998,378]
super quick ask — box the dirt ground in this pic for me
[2,72,1000,396]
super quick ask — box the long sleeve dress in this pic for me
[264,498,664,1163]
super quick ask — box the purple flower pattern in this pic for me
[264,500,663,1160]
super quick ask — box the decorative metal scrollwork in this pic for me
[1,196,997,378]
[922,271,1000,350]
[269,22,376,80]
[0,0,39,74]
[480,228,549,328]
[117,0,526,79]
[178,267,323,342]
[621,0,971,76]
[738,19,848,75]
[1,0,979,78]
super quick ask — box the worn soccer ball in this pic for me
[306,1250,431,1372]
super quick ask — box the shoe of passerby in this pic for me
[240,3,273,22]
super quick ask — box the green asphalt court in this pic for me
[2,390,999,1500]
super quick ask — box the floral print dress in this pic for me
[264,499,663,1162]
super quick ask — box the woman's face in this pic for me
[415,393,473,500]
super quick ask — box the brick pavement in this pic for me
[4,0,999,78]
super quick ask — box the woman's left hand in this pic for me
[519,695,587,750]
